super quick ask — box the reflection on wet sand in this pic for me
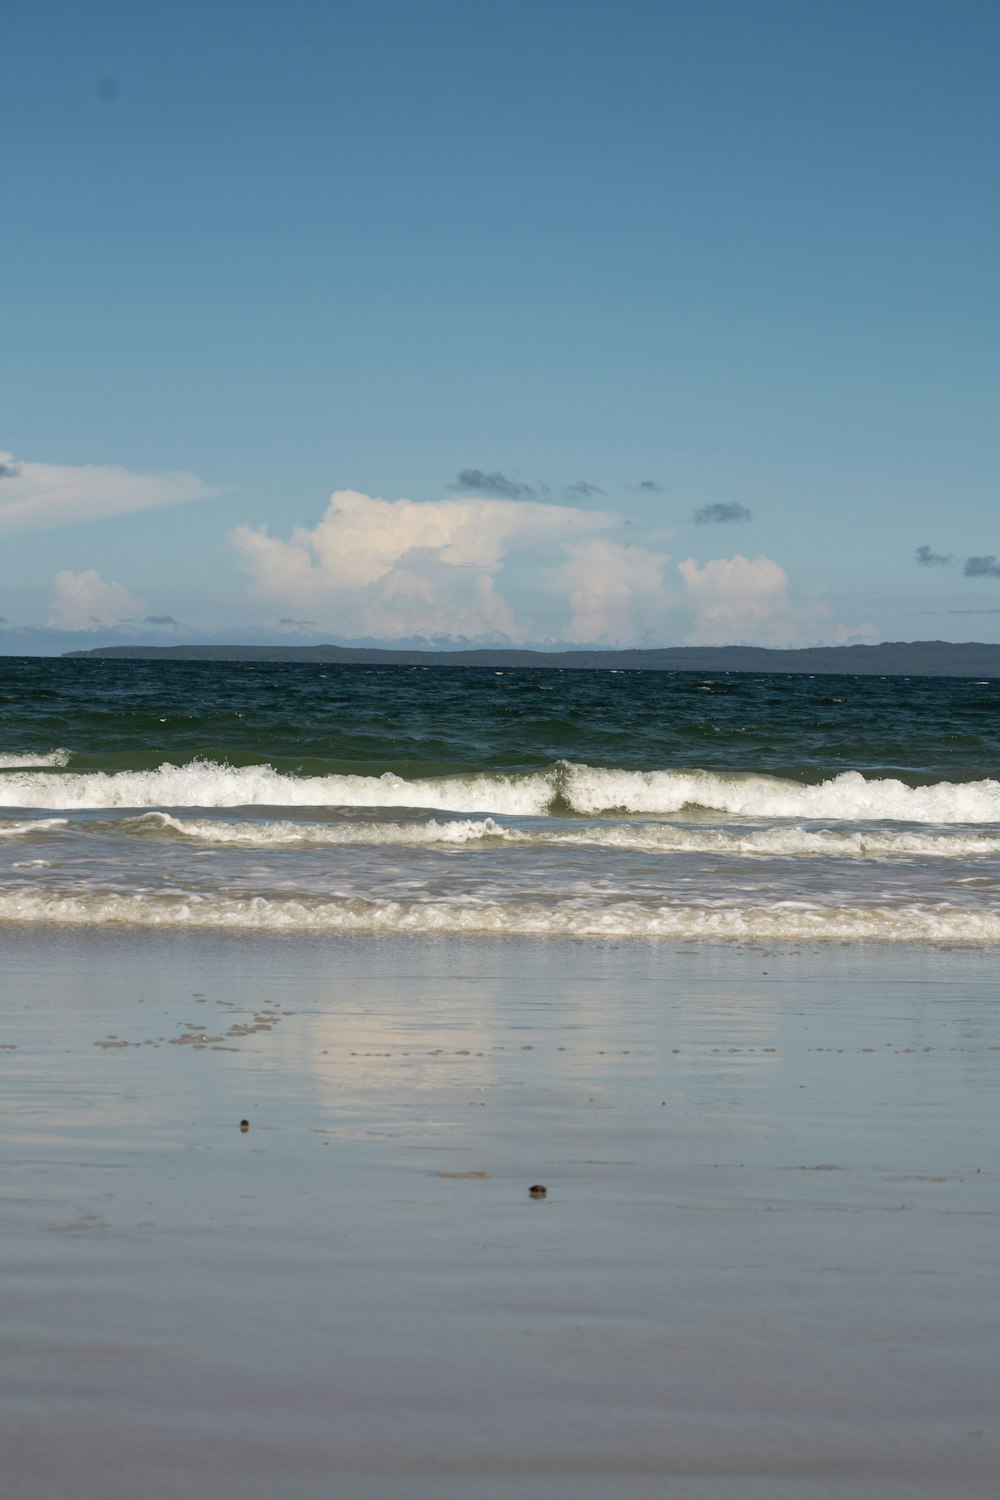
[2,929,997,1500]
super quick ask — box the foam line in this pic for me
[123,811,1000,858]
[0,889,997,942]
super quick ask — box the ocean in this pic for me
[1,656,999,942]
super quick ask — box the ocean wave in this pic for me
[0,817,69,837]
[0,761,553,815]
[129,811,514,845]
[0,888,997,942]
[547,824,1000,858]
[1,758,999,824]
[125,811,1000,859]
[560,765,1000,822]
[0,749,70,769]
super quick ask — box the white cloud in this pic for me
[48,570,146,630]
[0,451,218,536]
[550,537,675,644]
[231,489,618,640]
[677,554,832,645]
[228,487,865,648]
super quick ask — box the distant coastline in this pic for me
[61,640,1000,676]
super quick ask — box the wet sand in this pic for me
[2,929,998,1499]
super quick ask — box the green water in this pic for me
[2,658,996,783]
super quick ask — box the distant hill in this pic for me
[62,640,1000,676]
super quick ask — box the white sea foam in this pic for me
[561,765,1000,822]
[0,749,70,769]
[0,761,554,815]
[0,888,997,942]
[552,823,1000,858]
[1,758,998,824]
[126,811,1000,860]
[543,824,1000,858]
[131,812,512,845]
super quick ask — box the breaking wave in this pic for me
[1,759,999,823]
[0,749,70,769]
[0,761,552,815]
[560,765,1000,823]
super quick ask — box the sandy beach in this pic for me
[1,929,996,1499]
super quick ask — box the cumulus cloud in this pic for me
[915,544,953,566]
[143,614,177,625]
[451,469,540,501]
[677,554,831,645]
[549,538,673,644]
[230,487,864,649]
[693,502,753,525]
[48,570,145,630]
[564,481,605,500]
[964,555,1000,578]
[0,451,218,536]
[231,489,619,641]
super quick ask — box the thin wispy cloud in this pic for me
[964,555,1000,578]
[451,469,540,501]
[454,472,607,505]
[629,480,664,494]
[915,544,953,566]
[0,451,219,536]
[693,502,753,525]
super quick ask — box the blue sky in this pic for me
[2,0,998,651]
